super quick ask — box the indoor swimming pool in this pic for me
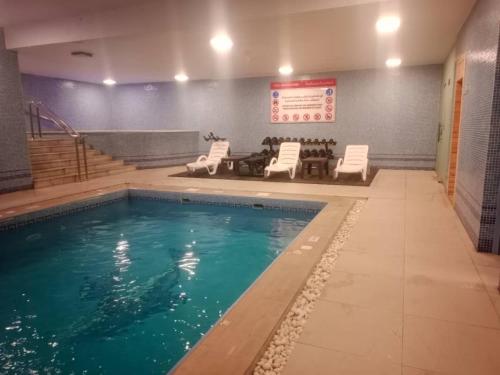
[0,196,317,374]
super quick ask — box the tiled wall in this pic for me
[22,64,442,169]
[82,130,199,168]
[0,29,32,192]
[480,26,500,253]
[21,74,111,130]
[452,0,500,253]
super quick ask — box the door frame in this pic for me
[447,55,466,205]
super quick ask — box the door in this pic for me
[435,49,456,184]
[447,56,465,204]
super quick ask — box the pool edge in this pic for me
[0,183,359,374]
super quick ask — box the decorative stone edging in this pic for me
[253,199,366,375]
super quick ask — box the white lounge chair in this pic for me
[264,142,301,179]
[334,145,369,181]
[186,141,229,175]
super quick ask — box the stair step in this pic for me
[34,175,78,189]
[31,155,113,171]
[29,144,92,154]
[32,160,126,178]
[33,165,136,189]
[28,138,76,147]
[30,149,100,162]
[28,136,136,188]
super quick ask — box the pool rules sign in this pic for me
[270,79,336,123]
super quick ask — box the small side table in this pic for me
[221,155,250,175]
[244,155,268,176]
[301,157,329,179]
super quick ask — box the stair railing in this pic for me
[25,98,89,181]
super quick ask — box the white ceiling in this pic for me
[0,0,476,83]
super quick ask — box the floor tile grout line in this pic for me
[400,171,408,375]
[403,313,500,331]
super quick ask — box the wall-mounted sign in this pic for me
[270,79,336,124]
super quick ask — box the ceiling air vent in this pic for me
[71,51,93,58]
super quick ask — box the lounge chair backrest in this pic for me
[277,142,301,166]
[208,141,230,161]
[344,145,369,166]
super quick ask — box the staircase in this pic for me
[29,137,136,188]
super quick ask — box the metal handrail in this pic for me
[25,98,88,181]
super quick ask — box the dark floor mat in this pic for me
[169,166,378,186]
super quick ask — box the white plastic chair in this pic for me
[264,142,301,179]
[186,141,229,175]
[334,145,369,181]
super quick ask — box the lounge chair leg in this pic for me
[208,165,218,176]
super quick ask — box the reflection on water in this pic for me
[72,244,182,339]
[114,236,131,273]
[178,250,200,277]
[0,199,315,374]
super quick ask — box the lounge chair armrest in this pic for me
[196,155,208,162]
[336,158,344,168]
[269,157,278,166]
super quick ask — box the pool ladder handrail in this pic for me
[25,98,89,181]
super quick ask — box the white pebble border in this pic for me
[253,199,365,375]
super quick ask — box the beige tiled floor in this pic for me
[1,168,499,374]
[282,170,500,375]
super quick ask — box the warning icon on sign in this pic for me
[314,113,321,121]
[303,113,310,121]
[325,113,333,120]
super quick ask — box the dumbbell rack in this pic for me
[203,132,227,142]
[260,137,337,159]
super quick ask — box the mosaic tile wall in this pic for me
[0,29,32,193]
[479,25,500,254]
[0,189,325,230]
[82,130,199,168]
[453,0,500,253]
[22,64,442,169]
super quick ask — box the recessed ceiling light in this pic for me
[174,73,189,82]
[376,16,401,33]
[279,65,293,76]
[103,78,116,85]
[386,58,402,68]
[210,34,233,53]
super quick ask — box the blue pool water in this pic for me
[0,198,315,374]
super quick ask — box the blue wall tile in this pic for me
[22,64,442,169]
[0,30,32,192]
[452,0,500,252]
